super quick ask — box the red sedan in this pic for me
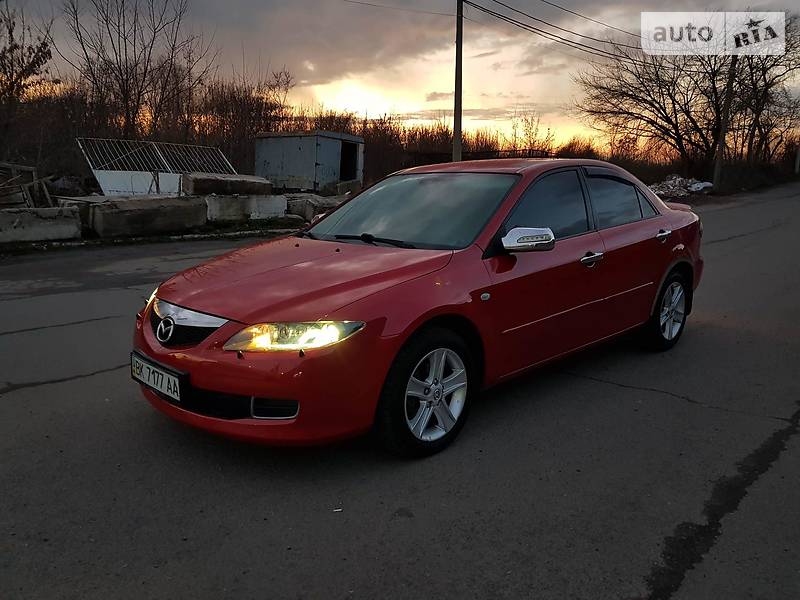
[132,159,703,456]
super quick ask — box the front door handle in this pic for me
[656,229,672,242]
[580,251,604,267]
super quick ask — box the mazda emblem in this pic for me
[156,316,176,343]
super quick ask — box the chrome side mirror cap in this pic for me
[501,227,556,252]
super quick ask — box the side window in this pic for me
[637,188,658,218]
[506,170,589,239]
[587,177,642,229]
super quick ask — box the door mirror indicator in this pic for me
[501,227,556,252]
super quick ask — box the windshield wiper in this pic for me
[334,233,416,249]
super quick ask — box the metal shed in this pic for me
[255,131,364,194]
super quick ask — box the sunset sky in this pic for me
[39,0,790,145]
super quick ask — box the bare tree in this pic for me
[0,0,52,157]
[733,25,800,164]
[59,0,215,138]
[574,50,728,173]
[505,107,554,153]
[522,111,554,154]
[575,20,800,175]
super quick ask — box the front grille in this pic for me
[156,386,299,421]
[150,310,217,347]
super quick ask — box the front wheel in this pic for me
[642,272,690,351]
[375,327,473,457]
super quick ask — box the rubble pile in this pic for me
[649,174,713,198]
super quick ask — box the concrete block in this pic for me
[286,193,347,222]
[0,207,81,243]
[205,196,250,223]
[91,196,207,237]
[57,196,107,228]
[204,195,288,223]
[182,172,272,196]
[250,195,287,220]
[335,179,362,196]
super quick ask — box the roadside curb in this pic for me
[0,228,299,257]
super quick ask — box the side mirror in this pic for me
[311,212,327,224]
[501,227,556,252]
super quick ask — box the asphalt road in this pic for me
[2,182,799,600]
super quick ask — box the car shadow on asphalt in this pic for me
[148,320,769,477]
[149,332,645,471]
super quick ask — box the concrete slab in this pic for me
[182,172,272,196]
[204,196,250,223]
[204,195,288,222]
[56,196,107,228]
[90,196,207,238]
[285,193,347,222]
[0,207,81,243]
[249,195,287,220]
[335,179,362,196]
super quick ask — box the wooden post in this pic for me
[452,0,463,162]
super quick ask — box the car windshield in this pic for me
[308,172,519,250]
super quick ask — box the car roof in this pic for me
[400,158,623,176]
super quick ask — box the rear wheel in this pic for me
[376,327,473,457]
[642,272,689,351]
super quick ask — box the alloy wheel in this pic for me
[660,281,686,341]
[404,348,468,442]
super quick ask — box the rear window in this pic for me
[637,188,658,218]
[587,177,642,229]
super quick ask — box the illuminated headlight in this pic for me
[145,287,158,308]
[223,321,365,352]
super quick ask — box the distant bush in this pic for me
[554,136,600,159]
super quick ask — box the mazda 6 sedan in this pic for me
[132,159,703,456]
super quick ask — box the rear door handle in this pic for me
[656,229,672,242]
[580,251,604,267]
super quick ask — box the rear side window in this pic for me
[637,188,658,218]
[506,170,589,239]
[587,177,642,229]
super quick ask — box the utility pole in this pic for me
[452,0,463,162]
[713,54,739,191]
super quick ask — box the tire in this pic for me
[375,327,474,457]
[642,271,690,351]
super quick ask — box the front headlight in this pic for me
[223,321,365,352]
[145,287,158,308]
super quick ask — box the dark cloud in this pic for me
[480,91,534,100]
[398,107,545,121]
[32,0,790,90]
[425,91,453,101]
[190,0,461,84]
[470,49,500,58]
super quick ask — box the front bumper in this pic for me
[133,304,396,445]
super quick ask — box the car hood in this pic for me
[157,236,453,323]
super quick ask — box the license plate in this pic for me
[131,353,181,402]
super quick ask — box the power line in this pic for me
[340,0,455,17]
[486,0,640,50]
[465,0,713,76]
[462,3,609,68]
[529,0,638,38]
[464,1,625,63]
